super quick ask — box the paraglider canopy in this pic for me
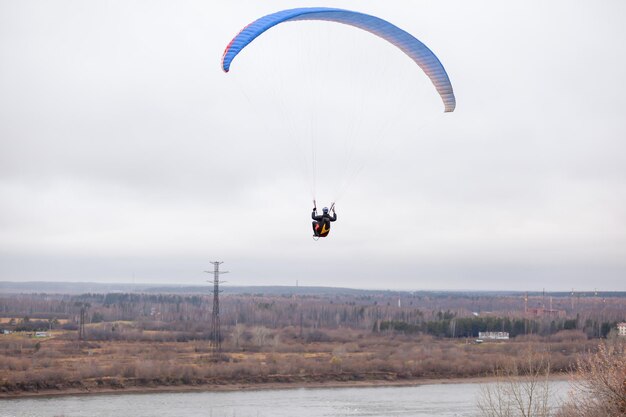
[222,7,455,112]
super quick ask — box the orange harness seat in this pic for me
[313,220,331,237]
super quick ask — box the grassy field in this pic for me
[0,317,69,324]
[0,325,596,396]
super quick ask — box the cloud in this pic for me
[1,0,625,290]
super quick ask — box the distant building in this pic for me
[618,322,626,337]
[478,331,509,340]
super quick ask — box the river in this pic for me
[0,380,569,417]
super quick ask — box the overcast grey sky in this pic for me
[1,1,625,291]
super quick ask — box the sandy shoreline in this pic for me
[0,374,570,400]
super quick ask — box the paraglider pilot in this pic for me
[312,203,337,238]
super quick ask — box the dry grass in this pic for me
[0,327,597,394]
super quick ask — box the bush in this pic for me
[557,339,626,417]
[306,330,332,343]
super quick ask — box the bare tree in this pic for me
[557,338,626,417]
[231,324,245,349]
[478,349,552,417]
[252,326,271,347]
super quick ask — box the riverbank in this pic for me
[1,329,587,400]
[0,378,576,417]
[0,373,571,399]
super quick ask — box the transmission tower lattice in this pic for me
[205,261,228,353]
[75,302,89,341]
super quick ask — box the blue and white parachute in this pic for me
[222,7,455,112]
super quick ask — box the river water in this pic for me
[0,381,569,417]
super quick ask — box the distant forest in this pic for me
[1,285,623,340]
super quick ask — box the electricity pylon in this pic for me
[205,261,228,353]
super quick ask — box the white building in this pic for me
[617,322,626,337]
[478,331,510,340]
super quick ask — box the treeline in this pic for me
[379,315,616,338]
[1,292,624,339]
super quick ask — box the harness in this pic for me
[312,200,335,240]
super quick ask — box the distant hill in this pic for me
[1,281,624,298]
[0,281,409,296]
